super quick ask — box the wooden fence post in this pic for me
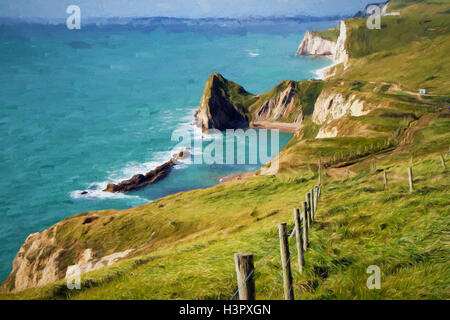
[278,223,294,300]
[408,167,414,192]
[318,159,322,185]
[307,192,312,226]
[383,171,388,190]
[311,188,315,221]
[314,186,319,211]
[441,154,446,169]
[293,208,304,273]
[234,253,255,300]
[302,202,309,251]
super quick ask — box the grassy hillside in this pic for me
[1,0,449,299]
[2,111,448,299]
[340,0,450,96]
[311,28,340,42]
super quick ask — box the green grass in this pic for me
[2,111,449,300]
[311,27,340,42]
[340,0,450,95]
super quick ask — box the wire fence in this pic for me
[230,184,322,300]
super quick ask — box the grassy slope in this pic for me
[341,0,450,96]
[1,0,449,299]
[3,115,448,300]
[312,27,340,42]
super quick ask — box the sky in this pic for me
[0,0,374,19]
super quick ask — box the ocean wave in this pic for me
[245,49,260,57]
[70,107,199,200]
[70,181,149,202]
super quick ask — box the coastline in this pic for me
[220,58,333,184]
[1,29,334,288]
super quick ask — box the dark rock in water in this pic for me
[80,191,88,195]
[104,159,176,193]
[173,149,190,162]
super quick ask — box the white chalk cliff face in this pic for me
[297,20,350,79]
[3,220,133,292]
[313,89,371,139]
[333,21,349,68]
[8,231,62,292]
[313,90,369,125]
[316,126,338,139]
[296,31,336,57]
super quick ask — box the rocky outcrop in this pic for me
[333,21,349,68]
[296,31,336,57]
[194,73,253,131]
[103,150,189,193]
[2,221,134,293]
[316,126,338,139]
[65,248,133,281]
[4,229,62,292]
[311,86,388,139]
[104,160,175,193]
[194,74,324,132]
[255,81,302,123]
[312,89,370,125]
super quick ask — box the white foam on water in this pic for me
[70,107,200,200]
[314,65,330,80]
[70,181,150,201]
[245,49,260,57]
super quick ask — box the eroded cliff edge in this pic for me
[296,30,336,57]
[194,73,324,132]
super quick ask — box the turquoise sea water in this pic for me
[0,19,336,281]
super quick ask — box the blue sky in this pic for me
[0,0,374,19]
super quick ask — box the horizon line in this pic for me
[0,14,347,24]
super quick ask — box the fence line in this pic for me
[231,152,444,300]
[232,183,322,300]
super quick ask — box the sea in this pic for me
[0,17,337,281]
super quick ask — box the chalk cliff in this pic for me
[296,31,336,57]
[333,21,349,68]
[312,89,369,125]
[3,220,134,292]
[312,86,387,139]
